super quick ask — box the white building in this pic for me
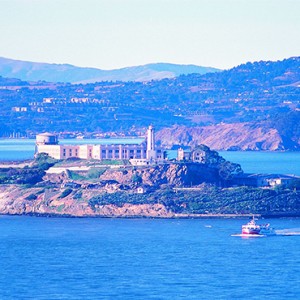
[35,126,165,163]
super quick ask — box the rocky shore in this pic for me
[1,152,300,219]
[1,183,299,219]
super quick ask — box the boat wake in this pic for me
[275,228,300,236]
[231,229,300,237]
[231,233,265,238]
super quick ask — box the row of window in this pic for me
[62,148,79,157]
[60,147,148,159]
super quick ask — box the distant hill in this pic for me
[0,57,220,83]
[0,56,299,150]
[0,75,27,86]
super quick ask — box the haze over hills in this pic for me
[0,57,220,83]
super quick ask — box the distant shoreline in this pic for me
[1,212,299,219]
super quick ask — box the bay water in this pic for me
[0,216,299,299]
[1,139,300,299]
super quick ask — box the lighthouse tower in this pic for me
[146,125,156,160]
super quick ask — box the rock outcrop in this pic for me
[0,185,173,218]
[156,123,299,151]
[99,163,219,187]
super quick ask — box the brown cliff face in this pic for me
[99,163,219,187]
[156,123,298,151]
[0,185,173,218]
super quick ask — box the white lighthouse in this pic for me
[146,125,156,160]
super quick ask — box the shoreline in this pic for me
[1,212,300,219]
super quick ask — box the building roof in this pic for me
[37,132,57,137]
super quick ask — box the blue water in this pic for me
[1,139,300,175]
[0,216,299,299]
[219,151,300,176]
[0,139,36,161]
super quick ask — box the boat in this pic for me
[232,216,276,237]
[242,216,261,234]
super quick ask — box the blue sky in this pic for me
[0,0,299,70]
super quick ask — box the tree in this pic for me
[219,161,243,181]
[33,153,58,170]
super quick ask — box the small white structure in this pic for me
[264,176,298,188]
[177,147,206,163]
[232,173,300,188]
[146,125,156,160]
[177,148,190,161]
[36,132,58,145]
[136,187,145,194]
[129,159,150,166]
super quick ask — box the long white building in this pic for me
[35,126,164,163]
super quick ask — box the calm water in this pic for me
[0,216,299,299]
[219,151,300,176]
[1,139,300,175]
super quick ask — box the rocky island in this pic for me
[0,145,299,218]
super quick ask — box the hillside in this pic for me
[0,57,219,83]
[0,56,299,150]
[156,123,292,151]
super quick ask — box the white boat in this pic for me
[242,216,261,235]
[232,216,276,237]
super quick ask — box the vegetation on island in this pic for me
[88,185,300,217]
[0,146,299,217]
[0,153,57,185]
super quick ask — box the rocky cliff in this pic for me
[99,163,219,187]
[0,185,172,218]
[156,123,298,151]
[1,183,299,218]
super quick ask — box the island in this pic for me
[0,128,299,218]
